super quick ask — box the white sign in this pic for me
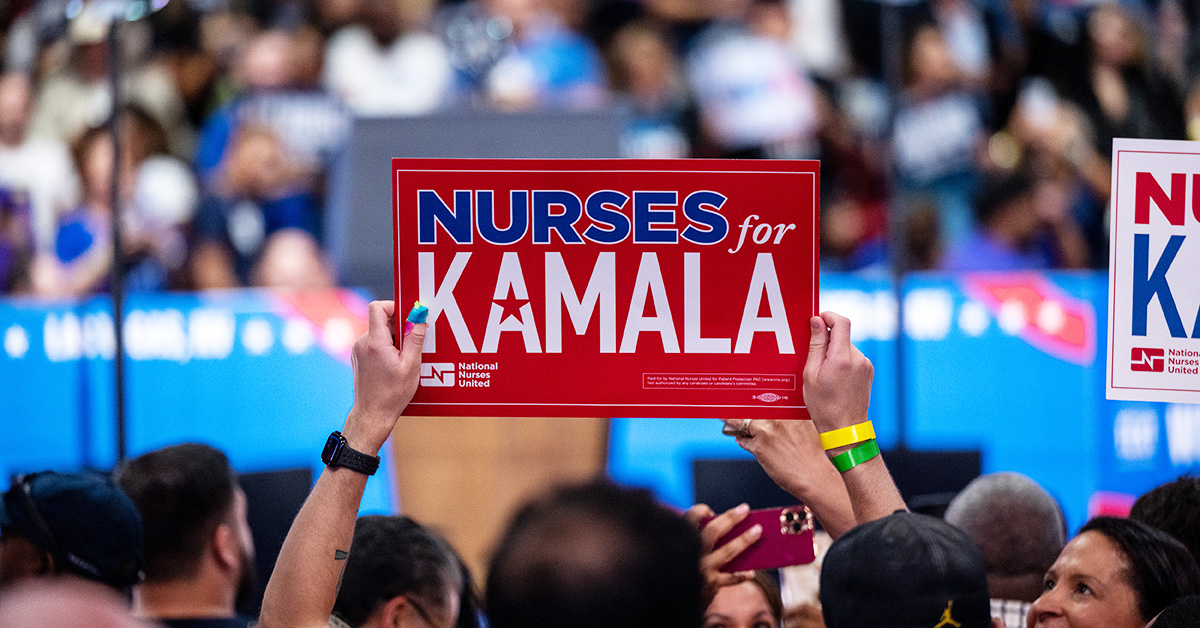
[1108,138,1200,403]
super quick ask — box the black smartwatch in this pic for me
[321,431,380,476]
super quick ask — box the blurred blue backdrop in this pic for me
[2,272,1198,530]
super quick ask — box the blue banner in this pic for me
[0,289,395,513]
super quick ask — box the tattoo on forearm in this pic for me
[334,550,349,560]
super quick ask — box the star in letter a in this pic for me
[494,294,528,324]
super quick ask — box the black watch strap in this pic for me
[322,431,380,476]
[337,444,380,476]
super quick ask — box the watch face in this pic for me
[322,433,342,464]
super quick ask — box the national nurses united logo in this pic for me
[420,363,456,386]
[1130,348,1165,372]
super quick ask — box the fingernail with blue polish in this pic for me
[403,301,429,336]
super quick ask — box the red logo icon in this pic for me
[1130,348,1165,372]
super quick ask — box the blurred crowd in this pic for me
[1,0,1198,295]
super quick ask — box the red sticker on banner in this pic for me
[393,159,819,419]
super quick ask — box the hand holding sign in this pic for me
[345,300,427,455]
[803,312,873,434]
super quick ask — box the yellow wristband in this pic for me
[819,420,875,451]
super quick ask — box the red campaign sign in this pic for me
[393,159,819,419]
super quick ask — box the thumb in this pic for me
[400,322,426,363]
[805,316,828,374]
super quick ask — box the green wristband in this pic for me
[830,439,881,473]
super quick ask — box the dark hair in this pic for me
[117,443,236,581]
[333,515,463,628]
[486,480,704,628]
[68,105,168,180]
[455,557,483,628]
[1078,517,1200,621]
[1131,475,1200,565]
[121,104,170,163]
[1151,595,1200,628]
[973,168,1035,225]
[704,572,783,627]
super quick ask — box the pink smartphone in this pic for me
[702,505,817,572]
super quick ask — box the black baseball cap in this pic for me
[0,471,144,589]
[820,510,992,628]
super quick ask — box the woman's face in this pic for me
[1027,531,1145,628]
[907,27,959,89]
[81,134,114,200]
[703,581,778,628]
[1089,6,1139,67]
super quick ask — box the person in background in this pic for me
[1130,475,1200,565]
[0,72,80,257]
[30,106,196,296]
[322,0,452,115]
[486,480,705,628]
[686,0,824,159]
[939,167,1085,271]
[1057,4,1185,159]
[0,579,155,628]
[194,28,350,195]
[817,186,887,272]
[1028,517,1200,628]
[117,443,257,628]
[123,106,201,289]
[330,515,481,628]
[891,23,989,253]
[439,0,608,110]
[29,6,190,156]
[994,78,1109,266]
[0,184,35,292]
[821,511,1000,628]
[190,125,331,290]
[28,124,118,296]
[311,0,370,35]
[702,571,783,628]
[0,471,143,594]
[944,472,1066,628]
[248,228,337,289]
[607,20,693,159]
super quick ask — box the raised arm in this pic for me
[259,300,426,628]
[803,311,906,524]
[723,417,857,539]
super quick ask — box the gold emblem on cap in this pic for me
[934,600,961,628]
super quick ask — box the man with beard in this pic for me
[118,443,256,628]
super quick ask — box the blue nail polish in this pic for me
[407,301,429,324]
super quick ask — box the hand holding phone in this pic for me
[702,505,817,572]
